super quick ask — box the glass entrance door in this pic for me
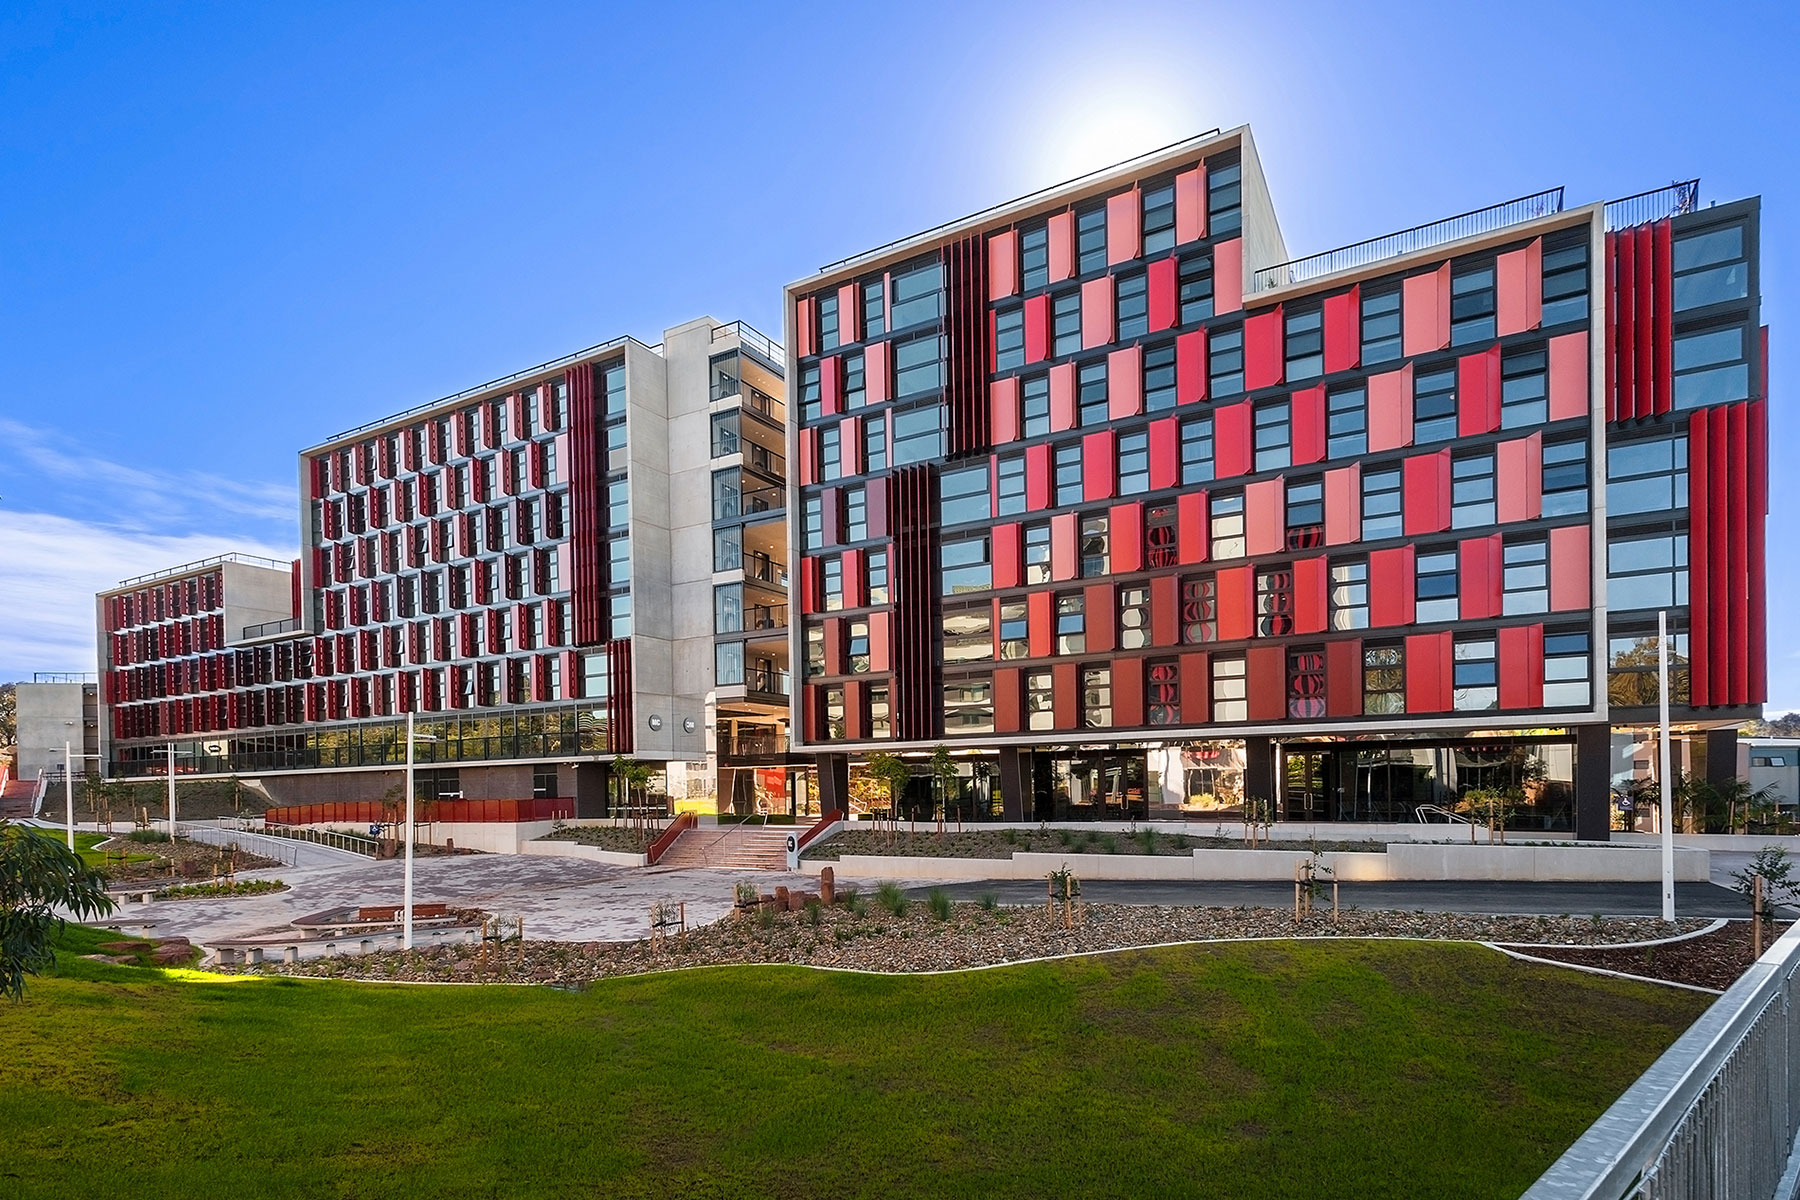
[1282,750,1335,821]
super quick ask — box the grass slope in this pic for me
[0,932,1706,1200]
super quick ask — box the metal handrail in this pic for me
[710,320,785,367]
[1522,921,1800,1199]
[1604,180,1701,231]
[32,671,97,683]
[241,617,301,640]
[1251,186,1566,293]
[114,553,293,589]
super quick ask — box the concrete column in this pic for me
[997,748,1026,821]
[1245,737,1275,814]
[815,754,850,816]
[1705,727,1740,791]
[1575,723,1612,842]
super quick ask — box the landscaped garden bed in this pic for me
[1502,919,1790,991]
[803,826,1388,860]
[151,879,288,901]
[226,901,1713,988]
[534,824,658,853]
[95,832,281,883]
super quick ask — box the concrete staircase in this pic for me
[1,775,41,821]
[653,825,791,871]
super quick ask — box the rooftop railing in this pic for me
[1521,919,1800,1200]
[1605,180,1701,231]
[240,616,302,640]
[114,553,293,589]
[710,320,785,368]
[31,671,96,683]
[1250,186,1566,293]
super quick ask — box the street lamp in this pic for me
[61,740,102,851]
[1658,610,1675,922]
[402,712,440,951]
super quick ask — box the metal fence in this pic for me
[1604,180,1701,232]
[1522,921,1800,1200]
[1251,186,1566,293]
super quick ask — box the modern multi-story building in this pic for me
[97,318,795,817]
[784,125,1768,839]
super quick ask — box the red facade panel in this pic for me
[1405,631,1453,714]
[1247,645,1285,722]
[1080,276,1114,350]
[1325,639,1362,718]
[1049,362,1076,432]
[990,375,1021,445]
[1213,402,1252,479]
[1369,546,1416,627]
[1148,416,1180,490]
[1150,575,1180,647]
[1025,443,1052,511]
[1046,210,1075,283]
[1213,238,1243,315]
[1022,294,1050,365]
[1498,624,1545,709]
[1245,479,1285,557]
[1496,238,1543,337]
[1177,492,1208,564]
[1174,165,1206,243]
[1082,430,1117,501]
[1548,330,1590,422]
[992,523,1021,590]
[1458,534,1503,621]
[1051,662,1079,732]
[1402,263,1450,356]
[1179,652,1209,724]
[1293,556,1328,634]
[1085,583,1116,654]
[1495,433,1543,524]
[1106,188,1140,265]
[1111,502,1144,573]
[1402,449,1452,536]
[820,354,842,417]
[1050,512,1079,581]
[1112,656,1145,728]
[1367,363,1413,452]
[865,339,890,405]
[1147,256,1178,333]
[795,296,817,358]
[1028,591,1054,658]
[1548,523,1590,612]
[987,230,1019,301]
[1457,346,1502,437]
[1322,286,1360,374]
[1324,464,1361,546]
[1175,329,1208,404]
[1243,307,1284,391]
[1108,345,1143,419]
[1291,384,1326,465]
[1216,566,1254,641]
[993,666,1022,733]
[869,611,892,672]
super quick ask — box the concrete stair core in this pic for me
[655,826,791,871]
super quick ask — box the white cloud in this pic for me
[0,509,294,680]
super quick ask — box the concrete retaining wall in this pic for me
[517,838,648,868]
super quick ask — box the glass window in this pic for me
[944,676,994,733]
[1119,585,1150,650]
[1083,665,1113,729]
[844,351,866,409]
[1211,492,1246,560]
[848,620,871,674]
[1118,430,1151,496]
[1542,231,1590,327]
[1327,384,1366,459]
[999,601,1029,660]
[711,411,741,458]
[1055,593,1085,654]
[1330,561,1369,630]
[1607,435,1687,517]
[800,362,822,423]
[1673,324,1751,409]
[1076,203,1107,275]
[894,333,945,399]
[1052,291,1082,357]
[1501,347,1548,429]
[867,549,889,605]
[715,582,744,632]
[1207,156,1242,236]
[1020,223,1049,292]
[1453,637,1498,711]
[824,686,846,739]
[1144,342,1177,411]
[994,306,1025,371]
[1027,670,1054,731]
[845,484,868,542]
[1116,271,1149,340]
[1147,658,1181,725]
[1209,326,1244,397]
[1182,573,1217,643]
[818,292,840,351]
[940,535,992,595]
[1543,630,1591,708]
[1146,504,1178,568]
[942,602,993,663]
[1285,308,1324,381]
[1364,645,1405,715]
[1450,262,1496,346]
[1286,478,1324,549]
[1607,532,1689,611]
[997,453,1027,516]
[1362,288,1402,365]
[1414,366,1458,444]
[820,424,841,482]
[602,364,628,422]
[1451,452,1496,529]
[862,279,885,338]
[1502,539,1549,615]
[1022,374,1050,438]
[714,527,742,572]
[1181,414,1215,484]
[1080,514,1109,577]
[940,463,992,526]
[1415,548,1459,623]
[1288,647,1325,719]
[1542,437,1589,517]
[1143,181,1177,254]
[1254,401,1290,471]
[1055,442,1083,505]
[1673,222,1748,311]
[1211,654,1247,721]
[1361,466,1402,540]
[1024,523,1051,584]
[802,494,823,550]
[820,558,843,611]
[891,403,944,465]
[1179,254,1213,324]
[805,624,825,678]
[1608,631,1690,707]
[1256,567,1293,636]
[715,641,744,686]
[889,257,943,330]
[864,413,887,472]
[1078,360,1109,427]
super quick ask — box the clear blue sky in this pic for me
[2,0,1795,711]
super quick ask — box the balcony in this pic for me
[712,475,785,521]
[716,665,791,704]
[738,551,788,591]
[717,729,790,757]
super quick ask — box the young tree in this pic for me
[928,744,959,827]
[864,752,912,841]
[612,758,655,843]
[1,822,115,1000]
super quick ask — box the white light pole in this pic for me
[1658,609,1675,922]
[167,741,178,839]
[64,741,75,851]
[404,710,416,950]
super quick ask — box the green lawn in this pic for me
[0,928,1706,1199]
[20,827,154,870]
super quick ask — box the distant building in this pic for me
[1743,738,1800,808]
[13,674,99,786]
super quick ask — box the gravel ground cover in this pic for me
[534,824,656,853]
[98,834,282,883]
[804,827,1388,860]
[224,902,1713,987]
[1503,920,1790,991]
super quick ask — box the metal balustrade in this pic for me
[1522,920,1800,1200]
[1604,181,1701,232]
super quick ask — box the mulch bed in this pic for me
[219,903,1713,988]
[805,828,1388,861]
[1501,920,1789,992]
[100,836,282,884]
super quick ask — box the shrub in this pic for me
[1100,834,1118,855]
[123,830,173,844]
[848,892,870,918]
[153,879,285,900]
[1137,829,1158,855]
[755,906,777,929]
[977,890,999,912]
[877,881,908,917]
[1002,828,1017,845]
[805,899,823,926]
[734,880,760,906]
[927,889,952,921]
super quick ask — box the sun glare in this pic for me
[1035,82,1196,183]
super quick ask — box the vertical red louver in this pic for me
[1606,219,1674,422]
[567,363,609,645]
[943,236,990,456]
[606,639,633,754]
[1688,399,1768,706]
[889,465,942,741]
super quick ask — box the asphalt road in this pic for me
[907,878,1769,919]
